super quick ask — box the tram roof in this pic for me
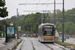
[38,23,56,27]
[39,23,54,26]
[39,23,56,28]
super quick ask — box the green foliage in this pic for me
[0,31,3,37]
[1,8,75,35]
[47,8,75,35]
[55,40,75,48]
[0,24,4,31]
[0,0,5,6]
[21,13,42,33]
[0,0,8,17]
[64,22,75,34]
[0,20,8,31]
[55,8,75,34]
[13,39,22,50]
[55,22,62,32]
[0,20,7,34]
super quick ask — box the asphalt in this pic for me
[0,38,21,50]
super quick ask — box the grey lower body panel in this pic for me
[41,39,54,42]
[38,36,54,42]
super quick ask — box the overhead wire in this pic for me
[24,0,27,12]
[44,0,49,22]
[36,0,41,13]
[44,0,52,23]
[46,0,50,3]
[25,0,31,14]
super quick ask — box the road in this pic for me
[20,37,70,50]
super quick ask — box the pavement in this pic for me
[65,38,75,44]
[0,38,21,50]
[0,38,5,48]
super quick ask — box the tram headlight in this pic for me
[42,36,44,39]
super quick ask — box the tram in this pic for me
[38,23,55,43]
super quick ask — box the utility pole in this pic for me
[41,12,43,23]
[17,8,19,39]
[62,0,64,42]
[54,0,56,25]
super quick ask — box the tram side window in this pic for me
[38,28,42,36]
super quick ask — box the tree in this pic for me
[0,20,7,32]
[64,21,75,34]
[0,0,8,17]
[55,21,62,32]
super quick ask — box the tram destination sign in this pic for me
[45,29,52,31]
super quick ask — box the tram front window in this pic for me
[43,29,53,36]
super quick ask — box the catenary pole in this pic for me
[17,8,19,39]
[54,0,56,24]
[62,0,64,42]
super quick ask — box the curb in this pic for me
[8,39,22,50]
[16,40,24,50]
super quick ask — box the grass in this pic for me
[54,40,75,48]
[13,39,22,50]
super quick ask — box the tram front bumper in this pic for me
[41,39,54,42]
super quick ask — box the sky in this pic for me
[0,0,75,20]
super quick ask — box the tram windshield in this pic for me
[43,29,53,36]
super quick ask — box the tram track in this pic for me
[43,43,70,50]
[44,43,54,50]
[28,37,63,50]
[28,38,35,50]
[24,37,69,50]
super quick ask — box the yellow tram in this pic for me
[38,23,56,43]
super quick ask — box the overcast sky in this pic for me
[0,0,75,20]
